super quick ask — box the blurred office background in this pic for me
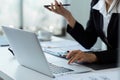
[0,0,102,50]
[0,0,67,36]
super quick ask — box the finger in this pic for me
[77,58,84,63]
[66,51,75,59]
[66,50,80,59]
[55,0,59,6]
[59,2,63,8]
[68,51,85,64]
[68,56,75,64]
[51,3,55,11]
[68,54,80,64]
[45,7,52,11]
[55,0,60,10]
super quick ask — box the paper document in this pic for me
[54,68,120,80]
[41,39,89,57]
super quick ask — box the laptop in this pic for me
[2,26,92,78]
[0,71,13,80]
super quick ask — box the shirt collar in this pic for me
[92,0,119,14]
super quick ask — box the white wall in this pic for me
[69,0,91,27]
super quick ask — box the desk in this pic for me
[54,67,120,80]
[42,36,117,70]
[0,36,119,80]
[0,46,93,80]
[0,46,119,80]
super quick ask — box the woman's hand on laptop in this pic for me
[66,50,97,64]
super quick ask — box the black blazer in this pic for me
[67,0,120,64]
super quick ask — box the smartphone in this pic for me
[44,4,70,7]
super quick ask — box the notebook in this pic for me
[2,26,92,78]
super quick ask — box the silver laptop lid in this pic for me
[2,26,54,78]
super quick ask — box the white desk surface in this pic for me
[0,47,120,80]
[0,36,119,80]
[0,46,93,80]
[54,67,120,80]
[0,36,91,80]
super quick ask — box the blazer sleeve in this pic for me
[67,0,98,49]
[93,49,118,64]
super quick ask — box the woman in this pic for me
[45,0,120,64]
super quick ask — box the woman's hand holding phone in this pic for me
[44,0,76,28]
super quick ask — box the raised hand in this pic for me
[44,0,76,28]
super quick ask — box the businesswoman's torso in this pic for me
[67,0,120,63]
[67,0,120,49]
[91,0,120,50]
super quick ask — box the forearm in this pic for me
[64,12,76,28]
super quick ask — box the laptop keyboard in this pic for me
[48,63,73,74]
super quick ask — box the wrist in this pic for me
[64,12,76,28]
[86,53,97,63]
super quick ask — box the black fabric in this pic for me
[67,0,120,64]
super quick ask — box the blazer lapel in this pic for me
[94,12,112,48]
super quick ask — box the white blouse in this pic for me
[92,0,120,50]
